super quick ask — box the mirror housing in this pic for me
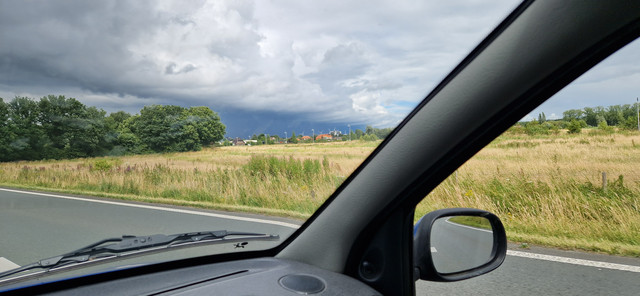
[413,208,507,282]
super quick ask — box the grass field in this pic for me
[416,130,640,256]
[1,131,639,256]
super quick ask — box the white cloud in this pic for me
[350,90,387,115]
[0,0,549,130]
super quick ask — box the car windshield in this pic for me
[1,0,638,293]
[0,0,518,281]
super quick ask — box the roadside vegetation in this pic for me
[1,100,640,256]
[416,129,640,257]
[0,95,226,161]
[0,141,378,218]
[1,130,639,256]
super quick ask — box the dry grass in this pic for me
[1,131,638,256]
[416,130,640,256]
[0,141,378,217]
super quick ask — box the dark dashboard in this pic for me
[7,258,381,295]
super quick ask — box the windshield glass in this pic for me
[0,0,518,283]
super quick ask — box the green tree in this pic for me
[538,112,546,123]
[289,131,298,144]
[106,111,132,131]
[365,125,374,135]
[252,134,266,145]
[130,105,184,152]
[605,105,624,126]
[354,129,364,140]
[621,116,638,130]
[76,106,112,157]
[115,116,148,154]
[563,109,583,122]
[37,95,111,159]
[8,96,46,160]
[130,105,225,152]
[582,107,595,126]
[184,106,225,147]
[0,98,16,161]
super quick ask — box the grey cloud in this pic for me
[0,1,166,91]
[305,42,372,92]
[165,63,197,75]
[5,0,586,131]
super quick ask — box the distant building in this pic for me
[232,138,245,146]
[300,136,312,141]
[315,134,332,141]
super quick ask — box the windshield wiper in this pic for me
[0,230,278,281]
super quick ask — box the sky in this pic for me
[1,0,638,138]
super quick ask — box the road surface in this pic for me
[429,217,495,273]
[1,188,639,295]
[0,188,299,267]
[419,217,640,295]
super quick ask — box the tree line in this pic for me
[234,126,393,145]
[513,103,640,135]
[0,95,225,162]
[562,104,639,129]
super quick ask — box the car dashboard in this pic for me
[5,258,381,295]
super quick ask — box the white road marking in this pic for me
[439,218,640,273]
[0,257,20,273]
[430,247,437,253]
[0,188,300,229]
[444,217,493,233]
[507,250,640,273]
[5,188,639,273]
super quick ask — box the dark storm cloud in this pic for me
[7,0,634,136]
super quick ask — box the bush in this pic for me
[567,119,586,134]
[524,121,549,135]
[506,125,526,134]
[93,159,116,171]
[597,120,614,134]
[360,134,379,141]
[620,116,638,130]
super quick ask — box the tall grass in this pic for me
[416,130,640,256]
[0,142,373,217]
[1,132,639,255]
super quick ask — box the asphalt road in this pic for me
[417,217,640,295]
[429,217,494,273]
[0,188,299,266]
[2,188,639,295]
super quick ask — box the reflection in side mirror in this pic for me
[413,208,507,282]
[430,216,494,274]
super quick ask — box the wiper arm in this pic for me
[0,230,278,281]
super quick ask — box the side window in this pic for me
[415,40,640,294]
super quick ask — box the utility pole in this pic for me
[284,131,287,143]
[636,97,640,131]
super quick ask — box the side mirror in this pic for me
[413,208,507,282]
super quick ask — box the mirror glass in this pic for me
[430,216,494,274]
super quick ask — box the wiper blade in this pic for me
[0,230,278,281]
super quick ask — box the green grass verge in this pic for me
[0,183,309,221]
